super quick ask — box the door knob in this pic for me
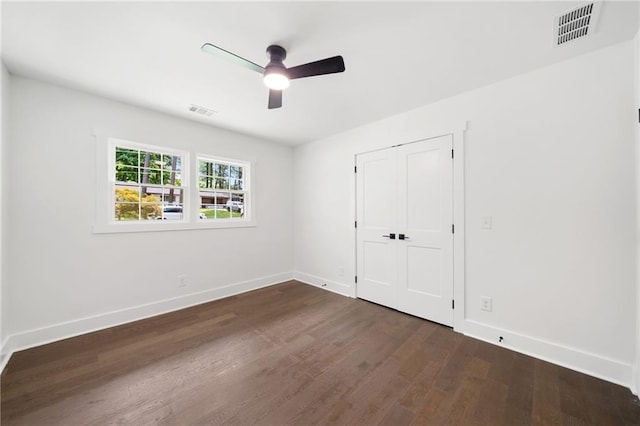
[383,233,396,239]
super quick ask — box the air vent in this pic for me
[554,2,601,46]
[188,104,216,117]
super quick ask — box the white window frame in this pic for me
[197,154,252,223]
[93,132,256,234]
[110,138,188,222]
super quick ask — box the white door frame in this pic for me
[352,122,467,331]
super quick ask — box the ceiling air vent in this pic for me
[188,104,216,117]
[554,1,601,46]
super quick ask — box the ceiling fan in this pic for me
[201,43,345,109]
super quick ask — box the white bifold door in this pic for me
[356,135,454,326]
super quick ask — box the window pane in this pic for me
[199,160,213,176]
[115,185,140,203]
[230,166,243,180]
[230,178,243,190]
[215,163,229,178]
[158,187,183,205]
[215,177,229,189]
[159,203,183,220]
[228,194,245,218]
[141,203,162,220]
[140,168,162,185]
[162,170,182,186]
[139,151,162,168]
[199,194,215,220]
[140,187,161,205]
[115,166,139,183]
[163,154,181,172]
[114,203,140,221]
[199,176,214,189]
[115,147,140,167]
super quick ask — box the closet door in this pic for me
[356,147,398,308]
[356,135,453,326]
[396,136,453,326]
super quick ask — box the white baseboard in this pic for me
[0,337,11,374]
[293,271,353,297]
[3,273,634,394]
[460,319,633,390]
[1,272,294,366]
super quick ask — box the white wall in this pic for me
[294,41,636,388]
[3,76,293,353]
[0,62,9,366]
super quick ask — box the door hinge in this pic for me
[452,299,455,309]
[355,275,358,283]
[451,149,454,159]
[354,166,357,173]
[451,224,455,234]
[355,220,357,228]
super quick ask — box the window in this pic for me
[198,157,249,220]
[110,139,187,222]
[93,134,254,233]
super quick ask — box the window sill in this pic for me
[93,219,256,234]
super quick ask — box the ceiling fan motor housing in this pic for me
[266,45,287,62]
[265,45,288,77]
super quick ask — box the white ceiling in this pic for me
[2,1,638,145]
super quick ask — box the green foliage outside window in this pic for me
[115,148,182,186]
[114,188,161,220]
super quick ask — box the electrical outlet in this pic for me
[178,274,187,288]
[480,296,492,312]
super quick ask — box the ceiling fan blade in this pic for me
[201,43,264,74]
[268,90,282,109]
[287,56,345,80]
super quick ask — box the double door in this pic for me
[356,135,453,326]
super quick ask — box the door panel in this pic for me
[407,246,442,297]
[406,148,441,231]
[356,149,397,308]
[397,135,453,326]
[362,156,394,228]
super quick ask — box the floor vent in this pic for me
[188,104,216,117]
[555,2,601,46]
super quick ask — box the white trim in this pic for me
[0,272,293,361]
[294,271,353,298]
[461,319,633,389]
[452,122,467,333]
[0,341,11,374]
[108,137,190,224]
[93,218,257,234]
[196,153,253,223]
[634,29,640,397]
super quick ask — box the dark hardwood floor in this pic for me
[1,280,639,425]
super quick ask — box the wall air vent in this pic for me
[554,2,601,46]
[188,104,216,117]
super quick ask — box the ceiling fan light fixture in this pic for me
[202,42,345,109]
[263,69,289,90]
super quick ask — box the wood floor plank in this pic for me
[2,280,639,425]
